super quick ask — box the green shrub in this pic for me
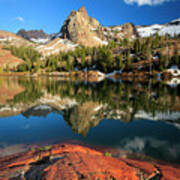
[104,152,112,157]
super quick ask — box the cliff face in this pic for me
[121,23,138,39]
[58,6,141,47]
[60,6,107,47]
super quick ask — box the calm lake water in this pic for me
[0,76,180,164]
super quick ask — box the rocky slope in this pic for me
[36,37,78,56]
[0,30,33,47]
[0,31,35,68]
[17,29,50,44]
[0,45,24,70]
[0,144,180,180]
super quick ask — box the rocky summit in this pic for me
[60,6,107,47]
[59,6,140,46]
[17,29,50,44]
[39,6,180,49]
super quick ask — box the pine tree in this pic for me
[127,49,132,69]
[66,55,72,72]
[164,54,169,68]
[80,51,86,68]
[134,39,141,55]
[26,58,32,72]
[159,52,164,71]
[174,33,177,40]
[174,45,179,64]
[116,54,124,70]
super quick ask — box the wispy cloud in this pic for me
[16,16,24,22]
[124,0,175,6]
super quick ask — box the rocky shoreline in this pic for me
[0,143,180,179]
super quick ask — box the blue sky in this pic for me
[0,0,179,34]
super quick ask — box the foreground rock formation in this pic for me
[0,144,180,180]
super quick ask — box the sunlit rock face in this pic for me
[60,6,108,47]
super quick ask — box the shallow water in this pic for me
[0,76,180,163]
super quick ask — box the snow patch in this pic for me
[93,36,108,45]
[30,38,49,44]
[112,26,122,31]
[137,23,180,37]
[94,105,103,112]
[0,37,13,42]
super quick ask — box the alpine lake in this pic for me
[0,76,180,164]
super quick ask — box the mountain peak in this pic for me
[17,29,49,44]
[60,6,104,47]
[78,6,88,15]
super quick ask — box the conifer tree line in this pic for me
[4,33,180,73]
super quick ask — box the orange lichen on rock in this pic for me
[0,144,180,180]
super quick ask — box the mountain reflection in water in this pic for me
[0,76,180,163]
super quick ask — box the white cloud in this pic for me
[16,16,24,22]
[124,0,174,6]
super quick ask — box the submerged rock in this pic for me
[0,144,180,179]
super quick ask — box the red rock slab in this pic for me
[0,144,180,180]
[43,152,139,180]
[121,158,180,180]
[0,144,101,172]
